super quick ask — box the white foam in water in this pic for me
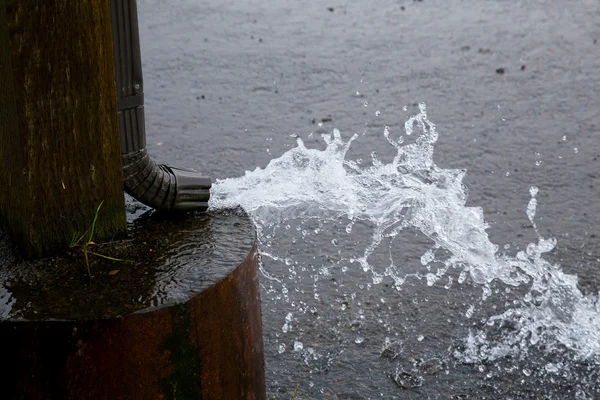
[209,103,600,371]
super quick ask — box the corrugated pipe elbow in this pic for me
[122,149,211,212]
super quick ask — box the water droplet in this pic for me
[278,343,286,353]
[465,305,474,318]
[331,239,338,246]
[522,368,531,377]
[294,341,304,351]
[417,335,425,342]
[426,274,437,286]
[355,336,365,344]
[574,147,579,153]
[317,122,323,127]
[356,91,360,96]
[562,135,567,141]
[402,105,408,111]
[504,244,510,249]
[444,276,453,290]
[345,221,354,233]
[364,102,368,107]
[535,160,541,166]
[505,172,510,176]
[375,110,381,116]
[529,186,539,197]
[420,249,435,265]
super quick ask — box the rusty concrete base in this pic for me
[0,209,266,400]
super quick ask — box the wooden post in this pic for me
[0,0,126,258]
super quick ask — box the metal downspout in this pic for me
[110,0,210,212]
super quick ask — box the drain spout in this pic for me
[111,0,210,212]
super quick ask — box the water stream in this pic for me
[209,104,599,398]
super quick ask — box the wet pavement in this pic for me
[137,0,600,398]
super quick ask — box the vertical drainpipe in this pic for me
[110,0,211,212]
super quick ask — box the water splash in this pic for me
[209,103,600,372]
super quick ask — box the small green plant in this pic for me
[69,201,126,279]
[291,384,300,399]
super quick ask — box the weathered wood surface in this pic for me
[0,0,126,258]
